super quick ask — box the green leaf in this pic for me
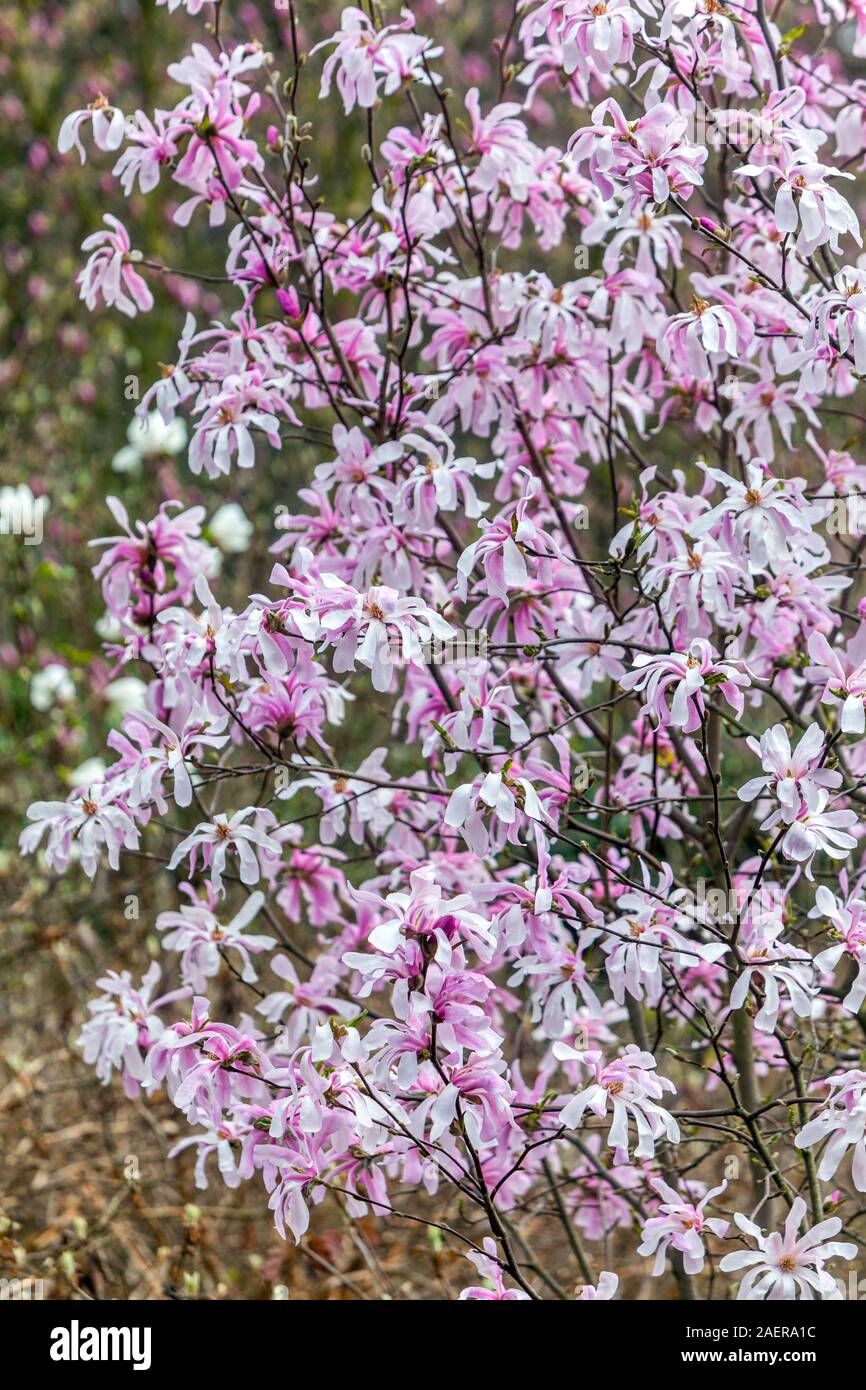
[778,24,807,55]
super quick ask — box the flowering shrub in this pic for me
[21,0,866,1300]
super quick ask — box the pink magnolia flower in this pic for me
[395,429,493,530]
[552,1043,680,1160]
[20,782,140,878]
[795,1070,866,1191]
[168,808,283,893]
[444,767,550,856]
[189,368,288,476]
[719,1196,856,1300]
[456,472,560,606]
[260,1124,351,1243]
[313,7,441,114]
[113,109,178,195]
[737,723,839,823]
[811,264,866,374]
[458,1238,531,1300]
[638,1178,729,1276]
[604,880,728,1007]
[576,1270,618,1300]
[115,706,228,811]
[90,496,214,626]
[465,88,538,204]
[257,955,355,1053]
[689,462,824,570]
[807,624,866,734]
[362,864,498,968]
[310,575,455,692]
[522,0,647,77]
[58,95,125,163]
[738,149,861,257]
[171,1025,266,1115]
[657,292,754,380]
[619,639,750,734]
[811,884,866,1013]
[77,963,189,1096]
[173,78,264,194]
[729,916,816,1032]
[77,215,153,318]
[156,886,272,991]
[569,99,706,204]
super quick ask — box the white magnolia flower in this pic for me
[168,808,282,893]
[112,410,187,473]
[104,676,148,715]
[209,501,253,553]
[775,783,858,879]
[577,1271,618,1300]
[30,662,75,711]
[156,889,272,991]
[719,1196,856,1300]
[729,918,815,1033]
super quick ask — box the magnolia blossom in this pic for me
[30,662,75,712]
[77,215,153,318]
[738,151,861,257]
[569,99,706,204]
[20,783,140,878]
[111,411,187,473]
[458,1238,531,1301]
[657,294,754,380]
[604,879,728,1007]
[619,639,750,734]
[795,1071,866,1191]
[209,502,253,553]
[36,0,866,1303]
[118,706,228,810]
[719,1197,856,1300]
[58,96,125,163]
[811,265,866,375]
[553,1044,680,1160]
[445,767,549,856]
[811,885,866,1013]
[78,963,188,1097]
[637,1178,729,1276]
[156,888,272,991]
[771,783,858,879]
[313,7,441,114]
[576,1271,619,1301]
[168,808,282,893]
[807,625,866,734]
[737,723,839,822]
[689,462,824,570]
[729,918,816,1032]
